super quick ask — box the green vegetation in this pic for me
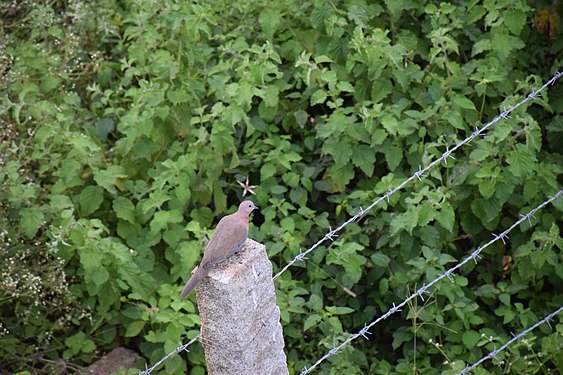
[1,0,561,374]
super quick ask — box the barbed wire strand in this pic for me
[274,70,562,281]
[457,306,563,375]
[299,190,562,375]
[138,334,200,375]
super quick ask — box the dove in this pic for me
[180,200,258,298]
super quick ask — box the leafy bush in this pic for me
[1,0,561,374]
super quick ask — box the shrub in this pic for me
[1,0,561,374]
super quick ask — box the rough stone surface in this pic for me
[196,238,288,375]
[81,347,140,375]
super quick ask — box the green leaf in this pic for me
[331,141,353,168]
[328,165,355,192]
[495,305,516,324]
[125,321,146,337]
[470,142,492,161]
[47,26,64,39]
[304,314,322,331]
[261,85,279,107]
[379,278,389,294]
[492,121,513,142]
[191,207,213,228]
[95,118,115,142]
[310,5,332,30]
[113,196,136,223]
[64,332,95,356]
[19,207,45,238]
[94,166,127,194]
[462,330,480,349]
[371,252,390,267]
[307,294,323,311]
[78,186,104,216]
[314,180,331,191]
[392,328,411,350]
[260,163,277,180]
[478,179,496,199]
[81,339,96,353]
[54,159,83,189]
[289,187,306,203]
[371,78,393,103]
[436,203,455,232]
[50,194,73,210]
[351,145,376,176]
[471,197,501,223]
[150,210,184,233]
[122,305,145,320]
[445,110,465,129]
[491,31,525,61]
[438,253,457,265]
[453,95,476,110]
[390,210,419,236]
[337,81,354,93]
[370,129,388,145]
[383,143,403,170]
[381,113,398,135]
[474,284,499,298]
[325,306,354,315]
[311,89,328,105]
[92,267,110,288]
[396,118,418,136]
[504,10,526,35]
[499,293,510,306]
[167,89,189,104]
[326,242,366,284]
[155,105,169,120]
[271,185,287,194]
[472,39,492,56]
[117,258,144,293]
[294,110,308,128]
[259,8,282,40]
[40,75,61,93]
[417,205,436,226]
[506,146,536,178]
[163,224,186,247]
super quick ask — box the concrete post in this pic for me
[195,238,288,375]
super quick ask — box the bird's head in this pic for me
[239,200,258,215]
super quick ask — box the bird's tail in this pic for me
[180,269,204,298]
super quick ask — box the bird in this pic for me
[180,200,259,298]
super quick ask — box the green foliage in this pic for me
[1,0,562,374]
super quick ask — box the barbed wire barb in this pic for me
[442,145,455,165]
[359,325,372,340]
[274,71,562,281]
[299,191,562,374]
[456,306,563,374]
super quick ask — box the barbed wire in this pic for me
[138,334,200,375]
[299,190,562,375]
[457,306,563,374]
[140,71,562,374]
[274,70,563,280]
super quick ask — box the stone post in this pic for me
[195,238,288,375]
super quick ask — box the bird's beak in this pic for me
[253,204,259,210]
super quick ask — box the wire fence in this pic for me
[457,306,563,375]
[299,190,562,374]
[139,71,563,375]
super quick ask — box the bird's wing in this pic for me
[200,216,248,268]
